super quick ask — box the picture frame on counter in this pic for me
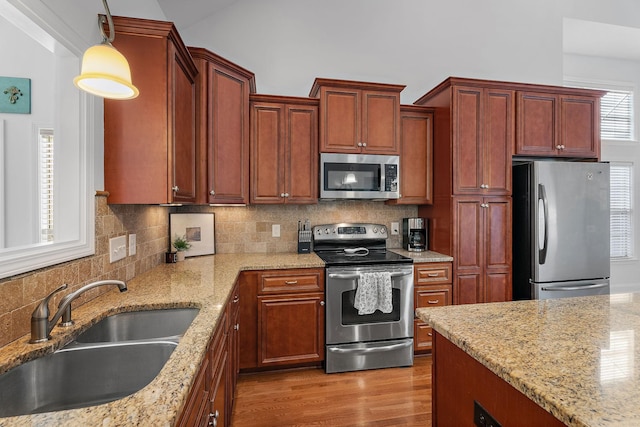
[169,213,215,257]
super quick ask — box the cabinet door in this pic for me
[227,284,240,419]
[361,90,400,154]
[484,197,512,302]
[319,87,360,153]
[208,65,250,204]
[452,87,483,194]
[483,89,514,194]
[453,197,483,304]
[516,92,558,156]
[395,107,433,204]
[250,102,285,203]
[286,104,318,203]
[171,45,198,203]
[560,95,599,158]
[209,350,227,427]
[257,293,325,367]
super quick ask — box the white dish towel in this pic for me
[354,272,393,315]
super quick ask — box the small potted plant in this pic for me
[172,234,191,261]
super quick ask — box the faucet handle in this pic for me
[32,284,68,319]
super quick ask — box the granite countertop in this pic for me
[416,294,640,427]
[389,249,453,263]
[0,253,324,427]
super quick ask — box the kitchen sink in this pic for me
[0,340,177,417]
[74,307,199,343]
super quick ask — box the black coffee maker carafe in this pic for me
[402,218,427,252]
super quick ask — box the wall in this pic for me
[0,196,169,347]
[564,53,640,293]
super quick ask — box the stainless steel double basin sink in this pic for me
[0,308,199,418]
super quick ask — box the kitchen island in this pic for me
[417,294,640,427]
[0,253,323,426]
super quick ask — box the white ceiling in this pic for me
[156,0,238,28]
[564,18,640,61]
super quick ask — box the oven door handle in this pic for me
[328,271,412,280]
[327,340,413,354]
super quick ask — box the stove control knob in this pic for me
[380,227,387,235]
[324,228,330,234]
[373,227,378,233]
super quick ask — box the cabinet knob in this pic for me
[556,145,562,150]
[209,190,215,196]
[561,144,566,150]
[233,296,239,303]
[357,142,363,147]
[362,142,367,147]
[320,301,325,306]
[280,193,285,198]
[284,193,289,197]
[234,323,239,330]
[172,186,179,192]
[208,410,219,426]
[480,184,488,189]
[481,203,489,208]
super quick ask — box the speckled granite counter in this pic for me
[0,253,323,427]
[389,249,453,263]
[417,294,640,427]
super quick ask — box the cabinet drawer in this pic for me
[258,269,324,294]
[415,262,452,284]
[414,320,434,353]
[415,284,452,309]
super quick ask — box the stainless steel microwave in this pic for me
[320,153,400,200]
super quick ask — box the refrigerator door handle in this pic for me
[541,283,609,292]
[538,183,549,264]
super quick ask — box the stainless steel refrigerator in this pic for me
[512,161,610,300]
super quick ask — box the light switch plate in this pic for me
[109,235,127,263]
[391,222,399,235]
[129,233,136,256]
[272,224,280,238]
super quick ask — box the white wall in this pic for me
[564,53,640,293]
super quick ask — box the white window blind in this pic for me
[39,128,54,243]
[610,163,633,258]
[601,90,633,141]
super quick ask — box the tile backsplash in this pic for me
[0,198,417,346]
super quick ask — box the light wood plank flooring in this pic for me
[231,355,432,426]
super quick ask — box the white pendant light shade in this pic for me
[74,43,139,100]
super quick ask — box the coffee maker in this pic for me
[402,218,428,252]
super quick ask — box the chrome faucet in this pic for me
[30,280,128,343]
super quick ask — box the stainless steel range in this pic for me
[313,223,414,373]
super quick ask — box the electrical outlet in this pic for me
[109,235,127,263]
[272,224,280,238]
[129,233,137,256]
[391,222,400,235]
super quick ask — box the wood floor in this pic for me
[231,355,432,426]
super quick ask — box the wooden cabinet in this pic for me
[516,91,603,159]
[250,95,318,204]
[104,16,198,204]
[189,48,255,205]
[452,86,514,195]
[179,282,240,427]
[413,262,452,354]
[387,105,434,205]
[309,78,404,154]
[239,268,325,370]
[453,196,512,305]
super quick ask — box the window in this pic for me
[610,162,633,259]
[601,89,634,141]
[39,128,54,243]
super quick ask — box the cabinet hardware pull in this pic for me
[427,332,433,337]
[233,296,239,303]
[234,323,239,330]
[320,301,325,306]
[172,185,179,192]
[427,300,440,304]
[209,190,215,196]
[285,280,298,285]
[427,273,439,277]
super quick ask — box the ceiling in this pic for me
[564,18,640,62]
[156,0,238,28]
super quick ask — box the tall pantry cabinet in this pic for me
[415,78,514,304]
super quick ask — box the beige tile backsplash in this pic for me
[0,198,417,346]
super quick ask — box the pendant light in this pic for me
[73,0,139,99]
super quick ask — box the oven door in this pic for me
[325,264,414,345]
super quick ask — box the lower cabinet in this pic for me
[178,282,239,427]
[413,262,453,354]
[240,268,325,370]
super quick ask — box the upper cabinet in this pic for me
[104,16,198,204]
[250,95,319,204]
[309,78,404,154]
[516,91,603,159]
[387,105,434,205]
[189,48,255,205]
